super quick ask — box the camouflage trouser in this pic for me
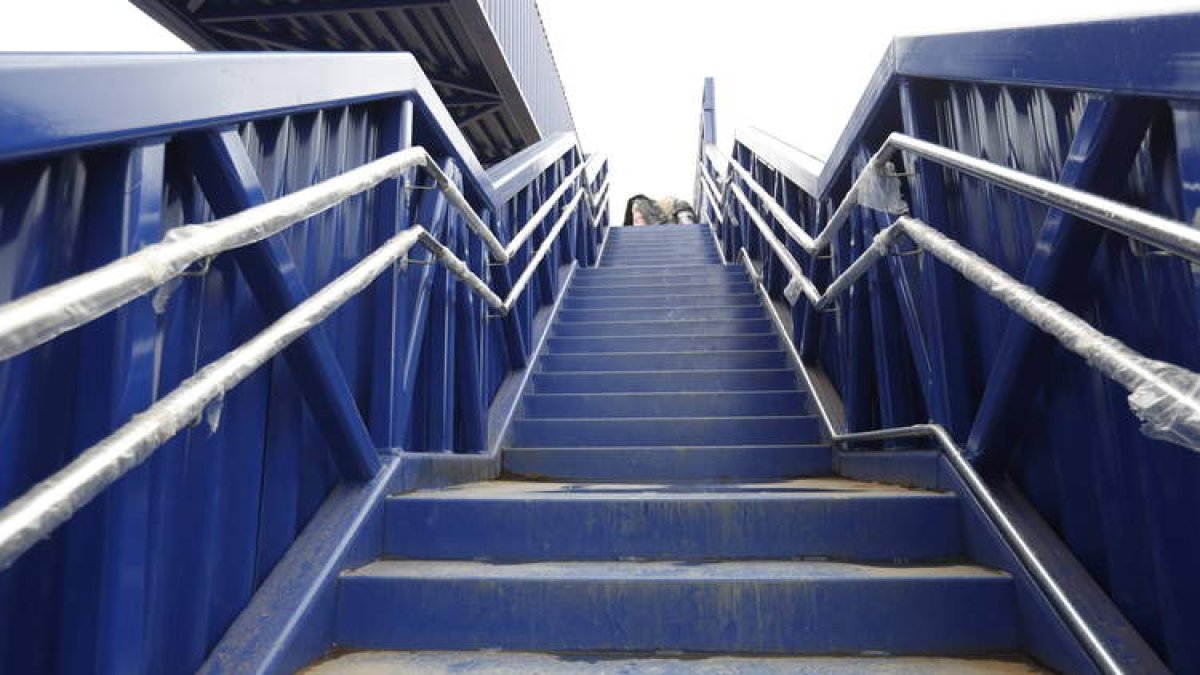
[628,196,696,225]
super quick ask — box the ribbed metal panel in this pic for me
[477,0,575,137]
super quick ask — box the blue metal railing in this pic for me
[694,13,1200,673]
[0,53,607,674]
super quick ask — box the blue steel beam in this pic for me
[420,195,460,452]
[0,54,496,206]
[838,185,878,434]
[898,77,973,439]
[57,142,166,675]
[184,129,380,480]
[370,99,416,448]
[854,146,922,436]
[454,275,487,453]
[1143,101,1200,673]
[966,97,1157,470]
[394,162,453,450]
[93,142,165,675]
[486,217,529,370]
[797,201,831,363]
[895,14,1200,103]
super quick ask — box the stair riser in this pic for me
[553,319,773,337]
[384,495,963,561]
[604,237,715,246]
[603,249,715,256]
[573,271,742,285]
[567,282,755,296]
[564,295,759,310]
[568,277,744,290]
[539,351,786,372]
[336,574,1017,654]
[546,335,778,354]
[601,258,722,267]
[522,391,804,418]
[576,265,736,278]
[532,369,798,393]
[602,247,717,256]
[504,445,832,481]
[510,417,819,447]
[558,307,764,323]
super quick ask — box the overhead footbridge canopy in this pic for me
[130,0,576,165]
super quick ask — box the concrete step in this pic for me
[503,444,832,482]
[566,280,755,296]
[601,257,723,267]
[335,560,1017,654]
[561,281,748,296]
[509,416,820,447]
[553,318,773,337]
[564,293,758,310]
[531,368,798,393]
[521,390,805,418]
[575,263,734,278]
[556,306,764,323]
[572,268,742,286]
[538,350,787,372]
[383,478,961,562]
[545,334,779,354]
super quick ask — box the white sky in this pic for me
[1,0,1195,212]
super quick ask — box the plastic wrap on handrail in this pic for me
[0,140,601,362]
[899,216,1200,452]
[0,226,428,570]
[0,147,441,362]
[856,161,909,215]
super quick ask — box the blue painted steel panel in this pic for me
[711,12,1200,672]
[476,0,576,136]
[0,52,602,674]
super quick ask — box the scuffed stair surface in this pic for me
[307,225,1039,671]
[304,651,1049,674]
[383,478,962,561]
[335,560,1016,653]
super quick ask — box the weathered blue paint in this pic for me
[0,52,604,674]
[383,480,962,561]
[705,14,1200,671]
[186,128,381,480]
[1,8,1197,675]
[337,559,1018,653]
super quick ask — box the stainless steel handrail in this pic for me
[717,162,1200,451]
[712,124,1200,673]
[0,144,606,362]
[738,248,1125,675]
[0,150,608,570]
[704,131,1200,263]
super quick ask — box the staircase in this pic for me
[312,225,1042,672]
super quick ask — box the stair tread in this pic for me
[542,349,785,357]
[507,443,822,450]
[306,651,1048,674]
[347,559,1009,582]
[549,332,775,340]
[515,414,816,422]
[554,318,768,327]
[537,367,795,373]
[388,477,948,501]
